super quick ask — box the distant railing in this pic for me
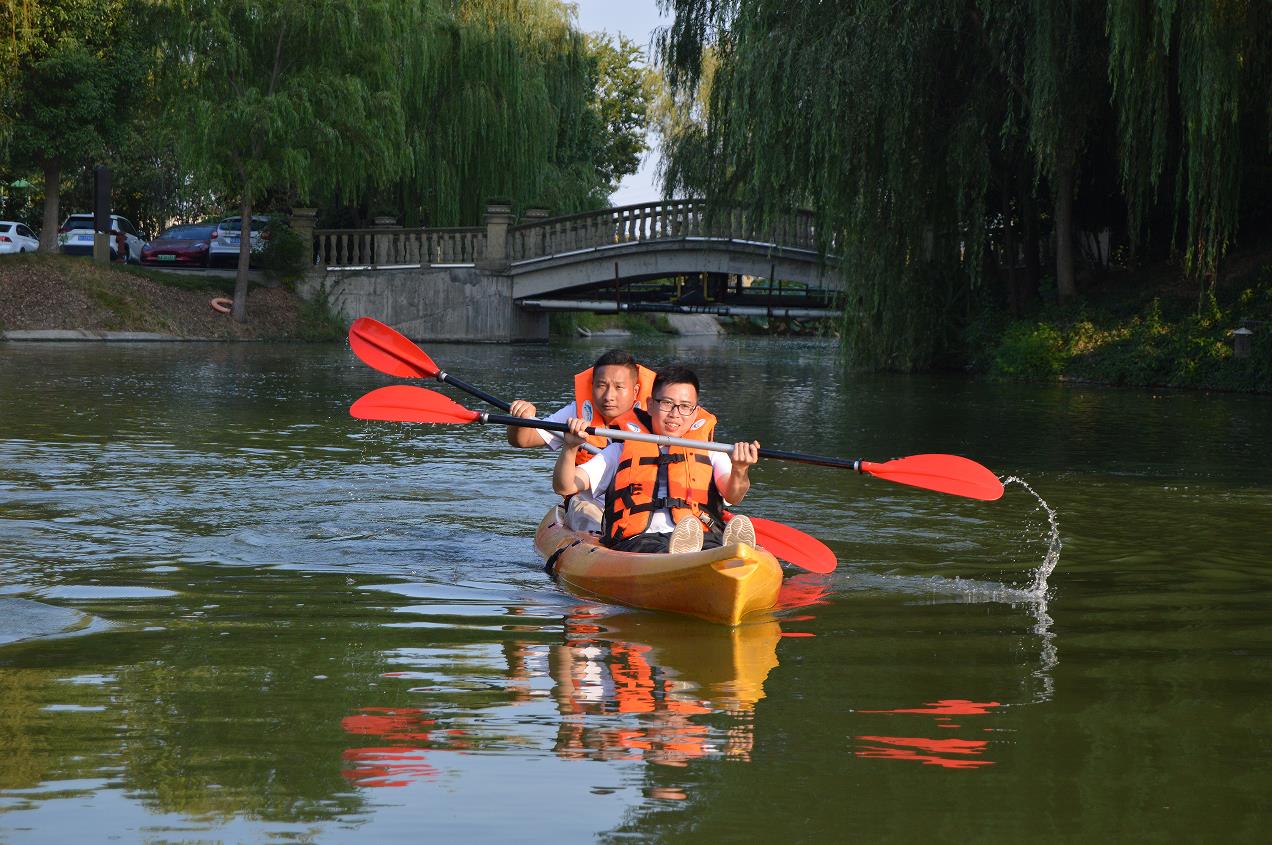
[311,201,823,272]
[509,200,818,262]
[315,226,485,269]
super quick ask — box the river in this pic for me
[1,337,1269,842]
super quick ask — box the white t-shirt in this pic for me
[578,442,734,534]
[539,401,608,511]
[535,402,577,450]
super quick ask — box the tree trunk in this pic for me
[39,161,61,252]
[1054,158,1076,302]
[232,189,253,323]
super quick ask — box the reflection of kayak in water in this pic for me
[534,506,784,625]
[573,610,783,712]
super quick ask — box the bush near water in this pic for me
[971,261,1272,393]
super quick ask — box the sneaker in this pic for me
[721,514,756,548]
[668,517,705,554]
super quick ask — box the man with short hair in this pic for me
[507,350,655,532]
[552,365,758,554]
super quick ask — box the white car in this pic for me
[57,213,148,263]
[208,216,270,266]
[0,221,39,254]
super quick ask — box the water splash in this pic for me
[1001,475,1061,702]
[1002,476,1062,598]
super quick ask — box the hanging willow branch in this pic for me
[659,0,1272,369]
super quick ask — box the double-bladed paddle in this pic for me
[348,316,512,412]
[348,317,842,572]
[350,385,1007,503]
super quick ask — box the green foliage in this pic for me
[294,284,345,343]
[982,267,1272,392]
[164,0,408,204]
[258,219,308,285]
[991,322,1066,380]
[657,0,1272,369]
[548,310,672,337]
[380,0,612,225]
[584,33,658,195]
[2,0,144,159]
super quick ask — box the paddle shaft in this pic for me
[440,373,603,456]
[483,412,864,472]
[435,371,509,413]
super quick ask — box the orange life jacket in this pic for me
[571,363,656,465]
[603,407,724,544]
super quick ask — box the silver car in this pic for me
[208,216,270,266]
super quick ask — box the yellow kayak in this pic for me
[534,506,784,625]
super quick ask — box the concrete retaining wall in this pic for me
[299,267,548,342]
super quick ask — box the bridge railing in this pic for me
[314,226,486,270]
[509,201,818,262]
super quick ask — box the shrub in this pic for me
[990,322,1066,380]
[259,218,309,284]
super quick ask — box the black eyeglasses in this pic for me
[653,397,698,416]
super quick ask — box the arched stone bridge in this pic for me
[298,201,841,342]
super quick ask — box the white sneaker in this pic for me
[668,517,705,554]
[721,514,756,548]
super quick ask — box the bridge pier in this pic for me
[298,266,547,342]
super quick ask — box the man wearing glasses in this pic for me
[552,365,760,554]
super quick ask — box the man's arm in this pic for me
[552,418,594,496]
[505,400,541,447]
[716,441,760,504]
[507,400,573,448]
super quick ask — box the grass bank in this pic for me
[968,255,1272,394]
[0,253,341,341]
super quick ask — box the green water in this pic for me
[1,339,1269,842]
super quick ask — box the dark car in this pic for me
[140,223,217,267]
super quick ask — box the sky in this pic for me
[569,0,671,206]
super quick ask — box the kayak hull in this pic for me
[534,506,783,625]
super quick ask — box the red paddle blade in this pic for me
[749,516,837,574]
[350,385,480,424]
[348,317,440,379]
[859,454,1004,501]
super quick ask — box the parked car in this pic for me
[140,222,218,268]
[0,221,39,254]
[57,213,148,263]
[208,215,274,267]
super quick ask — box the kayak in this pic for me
[534,506,784,625]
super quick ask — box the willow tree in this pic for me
[342,0,609,227]
[165,0,410,322]
[1107,2,1271,286]
[657,0,1272,368]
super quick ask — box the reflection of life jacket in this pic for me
[572,363,656,465]
[603,407,723,543]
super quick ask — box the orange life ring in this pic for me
[210,297,233,314]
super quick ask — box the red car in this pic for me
[140,222,217,267]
